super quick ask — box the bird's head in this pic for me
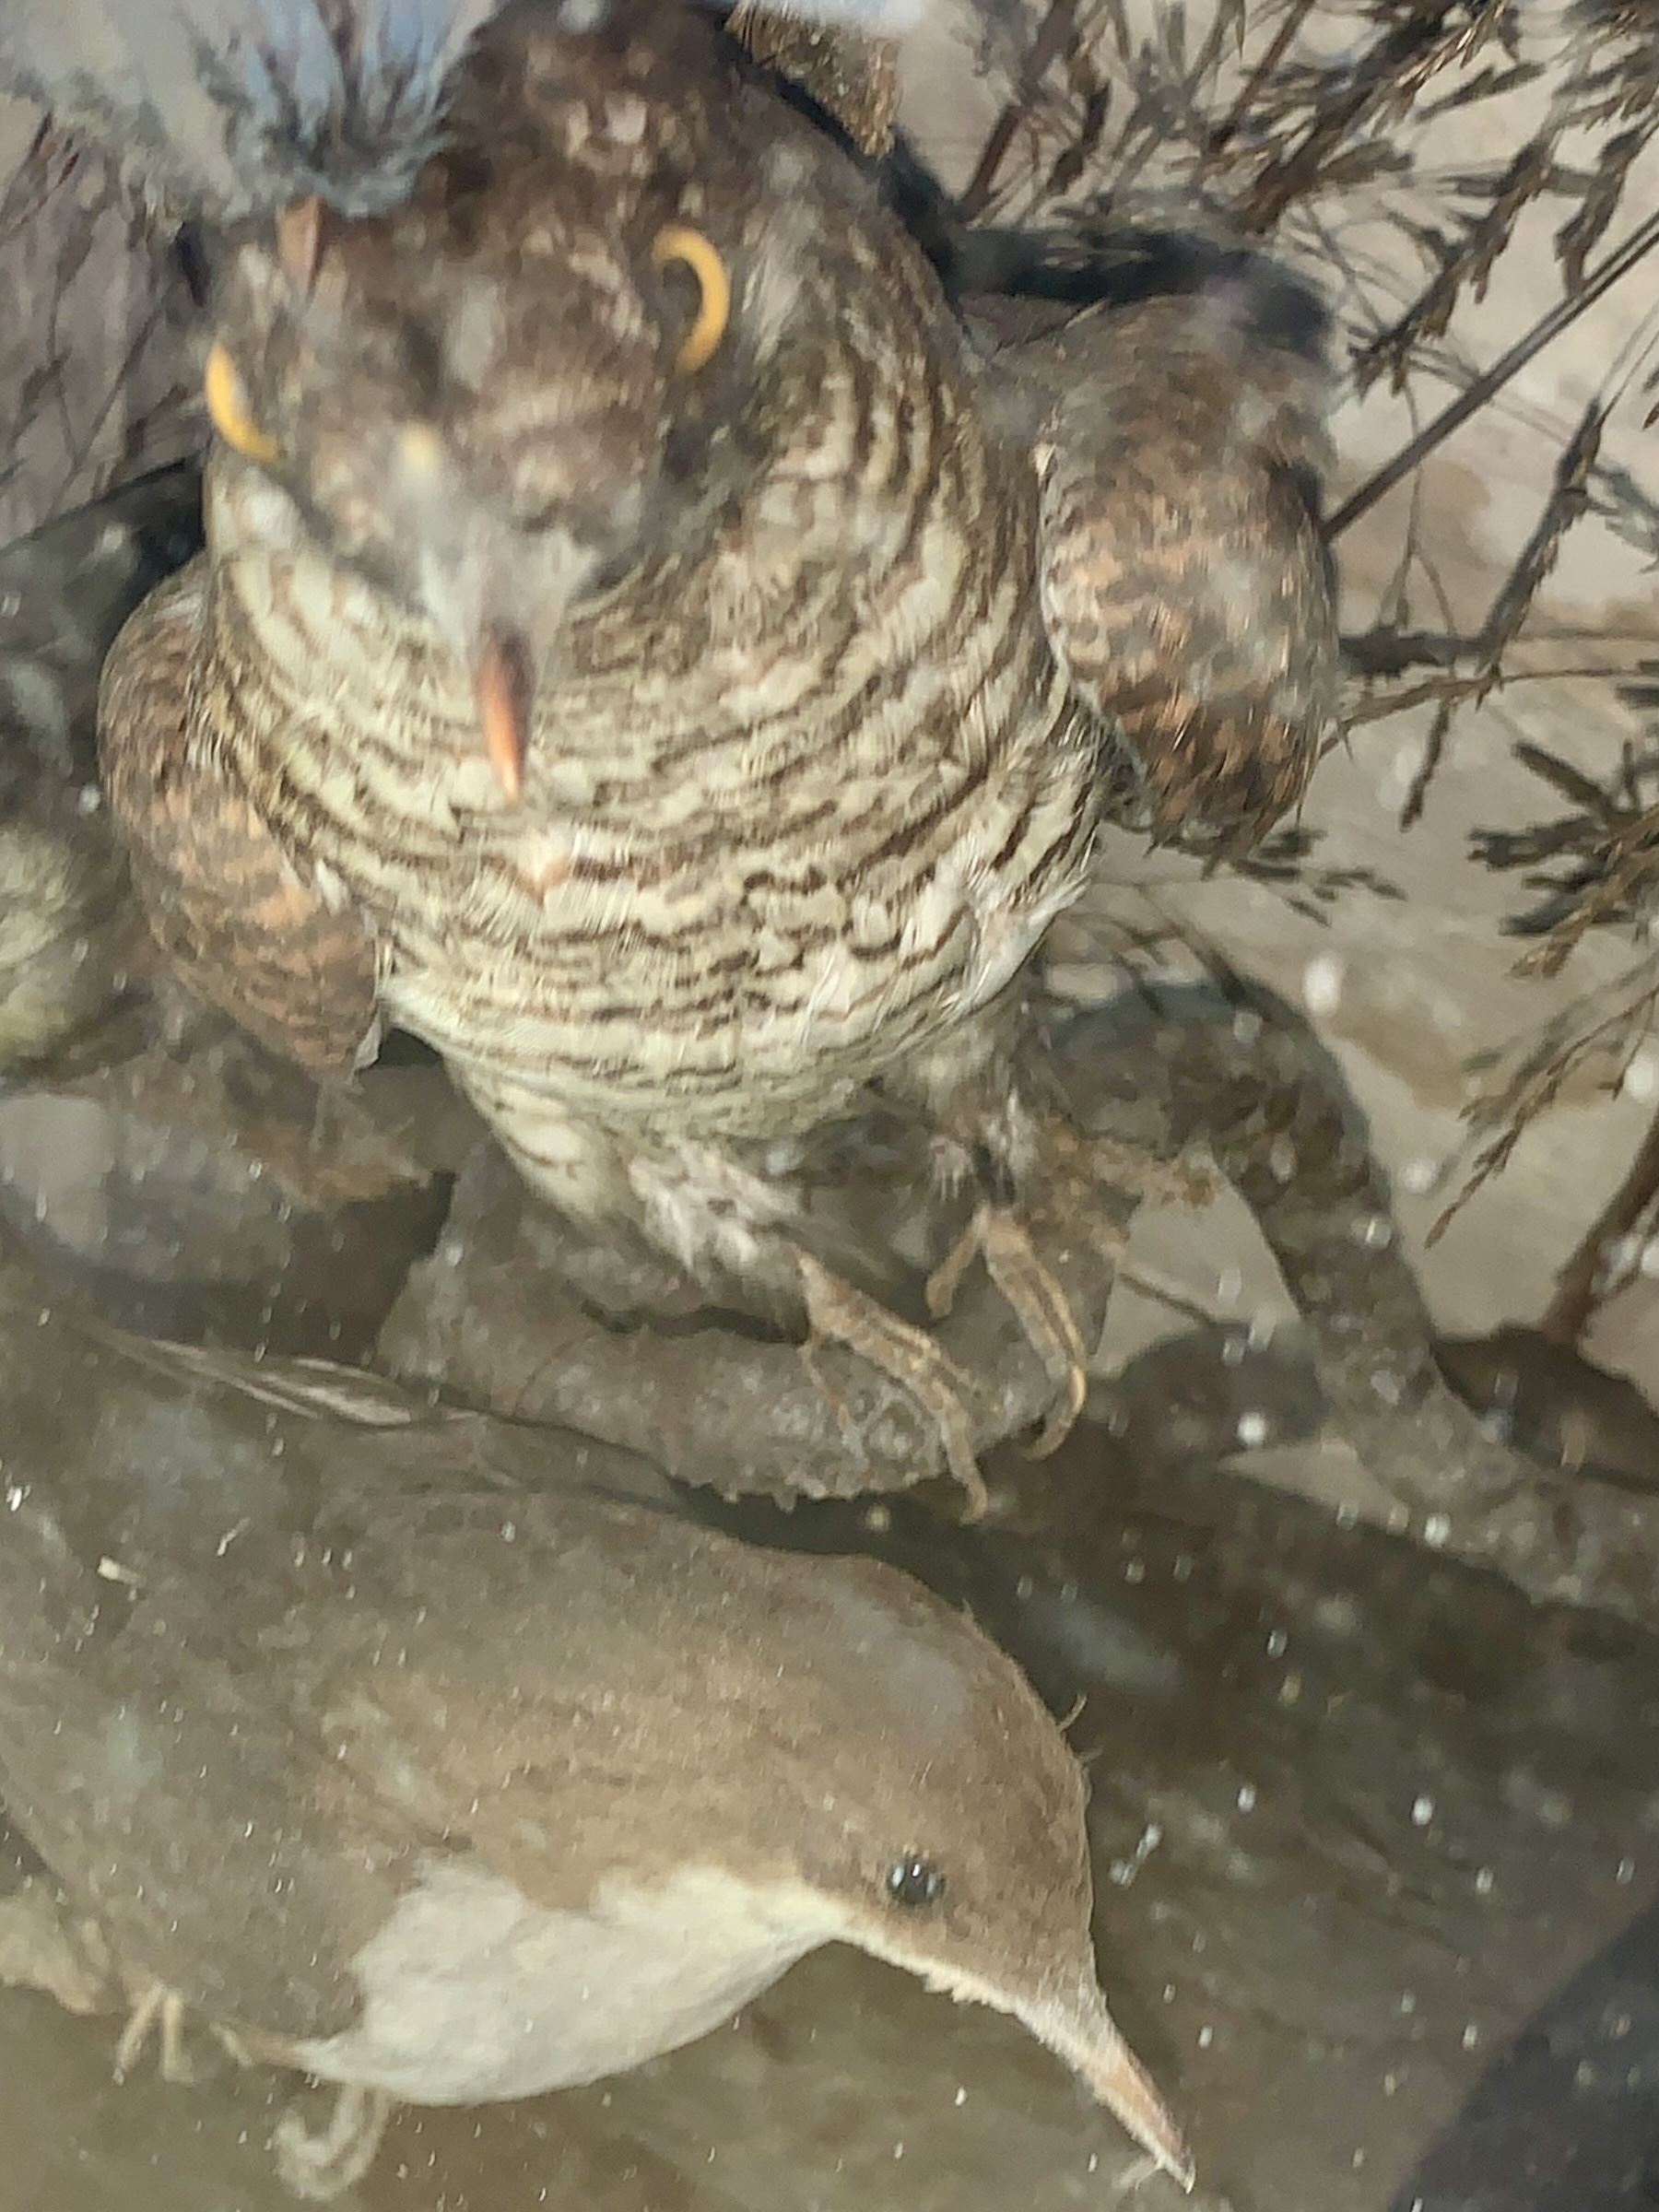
[589,1539,1194,2190]
[199,0,819,799]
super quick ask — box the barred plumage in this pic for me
[100,0,1112,1489]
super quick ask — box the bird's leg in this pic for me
[112,1979,203,2084]
[797,1253,989,1517]
[273,2083,395,2202]
[606,1135,996,1512]
[925,1114,1218,1461]
[926,1200,1090,1456]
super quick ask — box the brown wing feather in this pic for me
[98,560,381,1076]
[988,291,1339,857]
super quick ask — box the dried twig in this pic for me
[1540,1097,1659,1344]
[1327,208,1659,538]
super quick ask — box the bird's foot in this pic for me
[920,1124,1217,1461]
[274,2083,395,2202]
[797,1253,989,1518]
[926,1202,1090,1457]
[112,1979,204,2085]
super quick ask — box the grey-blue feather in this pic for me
[0,0,503,216]
[0,0,945,219]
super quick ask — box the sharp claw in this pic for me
[926,1202,1094,1459]
[797,1253,989,1518]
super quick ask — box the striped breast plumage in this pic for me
[100,0,1114,1500]
[189,216,1096,1147]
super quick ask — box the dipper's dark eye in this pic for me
[887,1855,946,1909]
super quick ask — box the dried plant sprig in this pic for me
[1472,735,1659,964]
[1429,963,1659,1242]
[1539,1091,1659,1342]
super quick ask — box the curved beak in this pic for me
[475,629,535,806]
[461,530,595,806]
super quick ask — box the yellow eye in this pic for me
[204,342,281,465]
[651,225,730,374]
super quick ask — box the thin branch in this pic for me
[958,0,1082,220]
[1327,206,1659,537]
[1540,1096,1659,1344]
[1196,0,1316,171]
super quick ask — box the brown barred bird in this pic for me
[96,0,1333,1493]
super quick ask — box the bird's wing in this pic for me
[98,558,382,1077]
[967,231,1340,856]
[0,1476,417,2043]
[1030,349,1338,854]
[0,1252,682,2041]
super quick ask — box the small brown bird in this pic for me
[0,1243,1191,2198]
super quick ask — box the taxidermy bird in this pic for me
[0,1243,1191,2199]
[95,0,1116,1495]
[95,0,1328,1490]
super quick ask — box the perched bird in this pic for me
[94,0,1323,1489]
[99,0,1131,1495]
[0,1242,1191,2199]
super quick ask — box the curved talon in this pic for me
[797,1253,988,1518]
[928,1203,1092,1460]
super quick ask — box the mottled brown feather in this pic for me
[99,561,380,1076]
[976,283,1339,857]
[100,0,1094,1306]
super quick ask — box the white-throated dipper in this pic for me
[0,1245,1192,2198]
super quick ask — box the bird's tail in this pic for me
[942,208,1333,366]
